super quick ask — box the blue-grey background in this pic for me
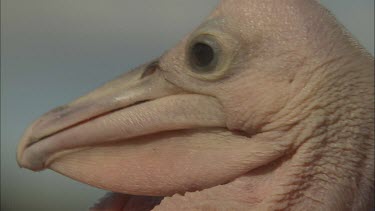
[1,1,374,210]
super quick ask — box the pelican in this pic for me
[17,0,374,210]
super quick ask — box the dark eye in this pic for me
[188,35,220,73]
[191,43,214,67]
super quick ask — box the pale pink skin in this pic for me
[17,0,374,210]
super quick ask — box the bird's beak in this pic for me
[17,61,226,171]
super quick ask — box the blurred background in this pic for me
[1,0,374,210]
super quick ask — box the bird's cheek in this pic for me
[215,79,290,132]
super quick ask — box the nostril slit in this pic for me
[140,61,159,79]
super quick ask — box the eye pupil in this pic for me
[191,42,215,67]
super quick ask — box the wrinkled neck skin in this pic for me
[284,57,373,210]
[261,57,374,210]
[255,9,375,210]
[281,23,374,211]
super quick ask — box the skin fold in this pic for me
[16,0,374,210]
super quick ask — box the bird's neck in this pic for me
[276,54,374,210]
